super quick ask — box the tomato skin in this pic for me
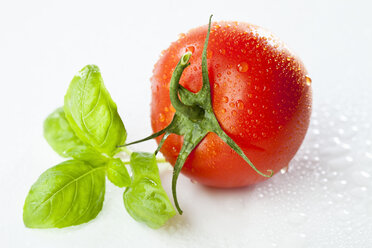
[151,22,312,188]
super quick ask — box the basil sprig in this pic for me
[23,65,175,229]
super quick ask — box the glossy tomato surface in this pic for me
[151,21,312,188]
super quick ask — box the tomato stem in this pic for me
[169,52,204,121]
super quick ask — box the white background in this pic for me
[1,0,372,247]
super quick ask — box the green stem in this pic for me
[169,52,204,121]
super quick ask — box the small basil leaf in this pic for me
[123,152,176,229]
[23,160,106,228]
[107,158,131,188]
[44,107,108,166]
[64,65,126,156]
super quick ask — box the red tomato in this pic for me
[151,21,312,188]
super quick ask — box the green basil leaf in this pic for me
[64,65,126,156]
[123,152,176,229]
[23,160,106,228]
[107,158,131,188]
[44,107,108,166]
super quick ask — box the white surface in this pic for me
[1,0,372,247]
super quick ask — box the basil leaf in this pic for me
[23,160,106,228]
[64,65,126,156]
[44,107,108,166]
[107,158,131,188]
[123,152,176,229]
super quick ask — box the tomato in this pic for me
[151,21,312,188]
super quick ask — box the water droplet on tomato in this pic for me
[164,107,169,112]
[170,105,176,112]
[222,96,229,103]
[217,73,222,78]
[207,50,213,59]
[247,109,253,115]
[229,102,235,108]
[237,62,248,72]
[305,76,312,86]
[237,100,244,110]
[219,48,226,55]
[221,108,226,114]
[178,33,186,39]
[159,113,165,122]
[232,110,237,116]
[186,46,195,53]
[214,83,220,89]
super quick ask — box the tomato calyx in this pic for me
[122,15,273,214]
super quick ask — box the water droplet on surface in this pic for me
[280,166,289,174]
[339,115,348,122]
[232,110,237,116]
[287,212,307,225]
[350,187,368,198]
[219,49,226,55]
[305,76,312,86]
[221,108,226,114]
[222,96,229,103]
[247,109,253,115]
[351,171,371,186]
[237,62,248,72]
